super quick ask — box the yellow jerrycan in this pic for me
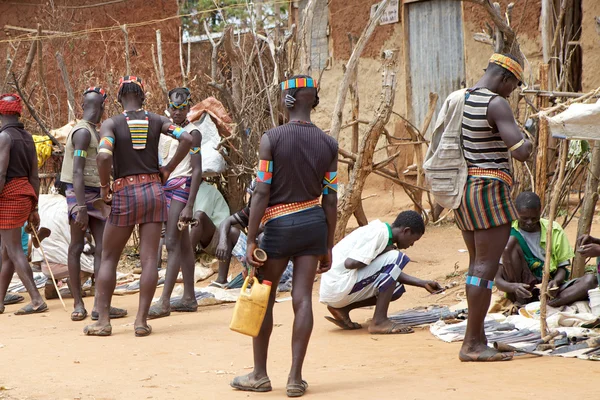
[230,276,272,337]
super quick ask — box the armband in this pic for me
[256,160,273,184]
[189,146,201,155]
[167,124,184,139]
[323,171,338,194]
[99,137,114,156]
[74,149,87,158]
[508,139,525,152]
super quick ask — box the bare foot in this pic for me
[326,306,362,330]
[368,319,414,334]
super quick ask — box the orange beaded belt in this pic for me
[468,168,513,187]
[261,199,320,225]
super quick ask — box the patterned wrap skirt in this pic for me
[454,169,518,231]
[108,173,167,227]
[0,177,36,230]
[163,176,191,209]
[66,184,106,221]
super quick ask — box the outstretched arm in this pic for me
[246,134,272,270]
[398,271,441,293]
[488,96,533,162]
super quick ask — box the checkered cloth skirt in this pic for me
[163,176,191,209]
[108,174,167,227]
[454,173,518,231]
[0,177,36,229]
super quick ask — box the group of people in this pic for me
[1,49,600,397]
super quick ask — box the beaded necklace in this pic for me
[289,119,313,125]
[123,109,149,150]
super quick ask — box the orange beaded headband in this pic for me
[490,53,524,83]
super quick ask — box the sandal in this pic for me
[14,302,48,315]
[459,348,514,362]
[83,323,112,336]
[230,374,272,393]
[134,325,152,337]
[31,227,51,248]
[286,380,309,397]
[208,281,228,289]
[91,306,128,320]
[71,307,88,321]
[324,316,362,330]
[171,299,198,313]
[4,293,24,305]
[148,303,171,320]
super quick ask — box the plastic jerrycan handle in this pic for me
[241,276,257,295]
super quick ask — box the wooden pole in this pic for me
[329,0,391,141]
[55,51,76,122]
[121,24,130,75]
[541,0,554,64]
[298,0,316,75]
[155,30,168,98]
[535,63,550,206]
[540,140,568,336]
[572,141,600,278]
[20,38,37,88]
[413,93,438,212]
[36,24,46,115]
[178,26,186,86]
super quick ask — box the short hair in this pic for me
[391,210,425,235]
[516,191,541,210]
[117,82,144,103]
[168,87,191,103]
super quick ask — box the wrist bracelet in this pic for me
[508,139,525,152]
[100,182,110,188]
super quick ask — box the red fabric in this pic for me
[0,93,22,115]
[0,177,36,229]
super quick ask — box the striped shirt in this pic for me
[461,88,510,171]
[265,122,338,206]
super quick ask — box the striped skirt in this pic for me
[454,174,518,231]
[108,174,167,227]
[0,177,36,230]
[163,176,191,209]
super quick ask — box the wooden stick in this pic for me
[31,228,66,311]
[20,38,37,88]
[55,51,76,122]
[540,140,568,336]
[121,24,130,75]
[36,24,46,115]
[535,63,550,206]
[329,0,391,141]
[298,0,316,75]
[178,26,186,86]
[530,87,600,119]
[572,141,600,278]
[155,30,168,98]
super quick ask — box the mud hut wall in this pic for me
[0,0,181,133]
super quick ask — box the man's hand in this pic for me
[74,208,89,231]
[317,250,332,274]
[100,185,112,204]
[424,281,443,294]
[577,234,595,249]
[28,210,40,231]
[215,239,230,262]
[246,241,264,269]
[578,243,600,258]
[179,205,193,223]
[159,166,172,185]
[512,283,533,299]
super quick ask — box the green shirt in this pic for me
[511,218,574,276]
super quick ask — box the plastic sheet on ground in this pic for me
[31,194,94,278]
[152,284,239,307]
[8,272,47,293]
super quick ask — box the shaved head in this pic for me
[81,91,105,123]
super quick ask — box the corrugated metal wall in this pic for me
[406,0,465,136]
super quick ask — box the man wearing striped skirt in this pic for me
[455,54,533,361]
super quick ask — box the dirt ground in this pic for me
[2,194,600,400]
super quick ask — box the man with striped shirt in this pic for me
[455,54,533,362]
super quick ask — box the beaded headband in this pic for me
[83,87,107,101]
[489,53,524,83]
[118,75,145,91]
[168,87,191,109]
[280,77,317,91]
